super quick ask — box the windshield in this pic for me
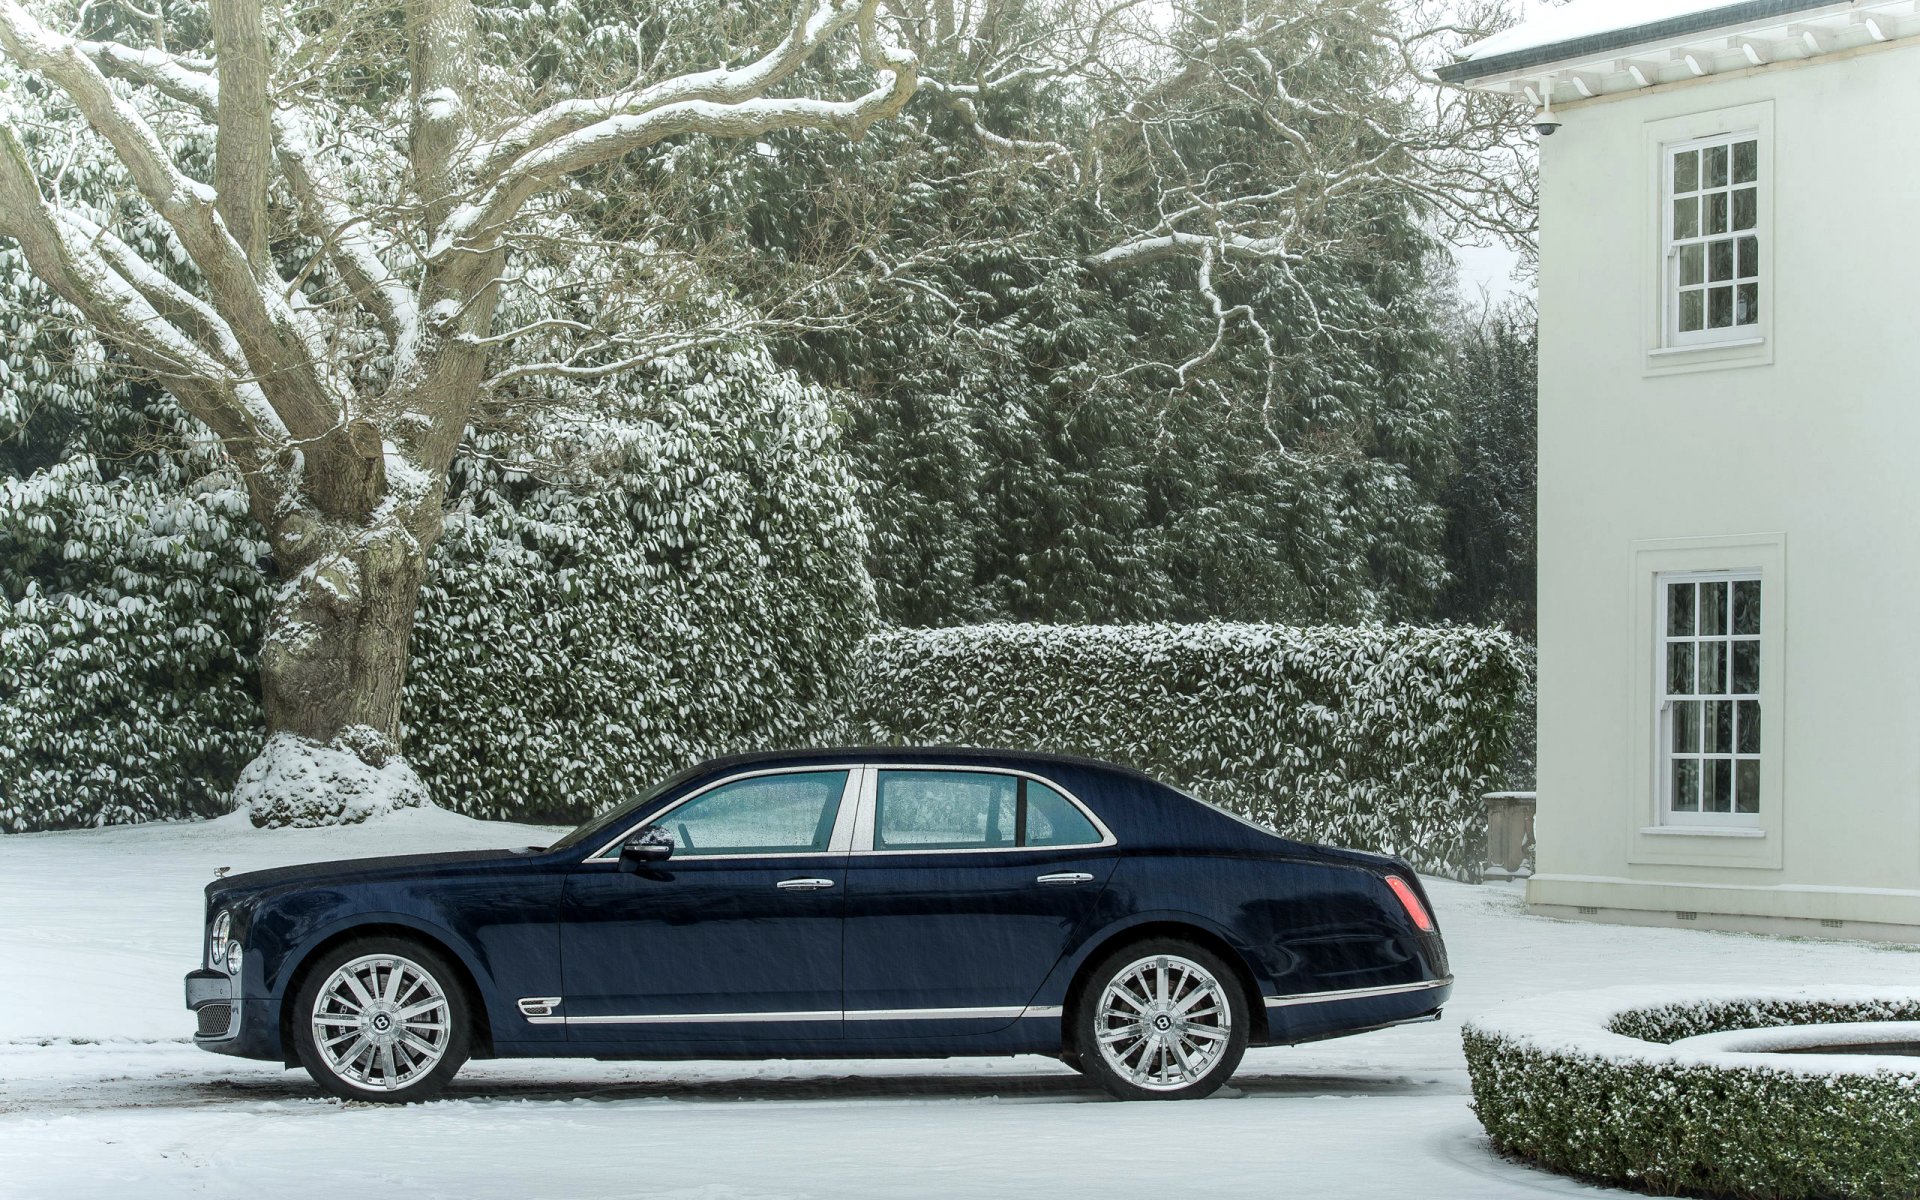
[545,768,691,853]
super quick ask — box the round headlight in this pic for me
[225,941,243,977]
[210,911,232,965]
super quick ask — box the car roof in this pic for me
[687,745,1166,788]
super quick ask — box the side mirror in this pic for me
[619,825,675,870]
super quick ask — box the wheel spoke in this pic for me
[1183,1025,1229,1043]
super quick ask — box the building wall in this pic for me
[1532,38,1920,935]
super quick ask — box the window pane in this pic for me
[1673,197,1698,239]
[666,771,847,855]
[1699,644,1727,697]
[1705,144,1729,188]
[1708,286,1733,328]
[1733,139,1757,184]
[1673,149,1699,193]
[1672,699,1701,754]
[1731,639,1759,695]
[1732,187,1756,231]
[1709,239,1734,282]
[1736,283,1758,326]
[875,770,1017,850]
[1672,759,1700,812]
[1737,699,1761,754]
[1705,192,1728,235]
[1707,698,1732,752]
[1667,581,1696,636]
[1700,581,1728,634]
[1680,290,1704,332]
[1707,759,1732,812]
[1679,244,1705,287]
[1667,642,1695,695]
[1736,759,1760,813]
[1733,579,1761,634]
[1736,236,1759,279]
[1024,781,1101,847]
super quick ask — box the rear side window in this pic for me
[875,770,1017,850]
[662,770,848,856]
[1024,780,1100,846]
[873,770,1103,850]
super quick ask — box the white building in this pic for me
[1442,1,1920,940]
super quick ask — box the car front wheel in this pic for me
[1072,939,1249,1101]
[292,937,471,1103]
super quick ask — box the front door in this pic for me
[560,768,854,1045]
[841,767,1117,1037]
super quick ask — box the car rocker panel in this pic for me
[187,747,1451,1100]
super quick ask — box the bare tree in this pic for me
[0,0,918,799]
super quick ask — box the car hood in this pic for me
[206,847,541,905]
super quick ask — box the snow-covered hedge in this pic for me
[1464,987,1920,1199]
[403,344,873,824]
[848,622,1528,876]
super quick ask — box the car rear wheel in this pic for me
[1072,939,1249,1101]
[292,937,470,1103]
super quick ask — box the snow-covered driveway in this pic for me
[3,810,1915,1199]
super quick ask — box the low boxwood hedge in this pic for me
[1464,986,1920,1199]
[849,622,1530,878]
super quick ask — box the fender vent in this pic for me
[196,1003,232,1037]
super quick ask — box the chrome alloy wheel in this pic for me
[1094,953,1233,1092]
[310,953,452,1092]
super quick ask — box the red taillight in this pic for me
[1385,874,1436,933]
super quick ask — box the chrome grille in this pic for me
[196,1002,232,1037]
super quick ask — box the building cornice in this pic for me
[1439,1,1917,107]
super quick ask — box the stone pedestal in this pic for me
[1483,791,1537,880]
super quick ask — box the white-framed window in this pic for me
[1656,571,1762,827]
[1664,131,1761,347]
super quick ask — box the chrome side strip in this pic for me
[845,1006,1023,1021]
[530,1003,1067,1026]
[1263,976,1453,1009]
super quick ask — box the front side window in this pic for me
[1666,133,1760,345]
[873,770,1102,850]
[1658,573,1761,826]
[659,770,848,856]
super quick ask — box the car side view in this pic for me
[185,747,1451,1102]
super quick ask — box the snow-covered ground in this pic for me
[3,809,1916,1199]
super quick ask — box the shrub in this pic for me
[847,621,1529,876]
[1464,987,1920,1199]
[402,343,874,825]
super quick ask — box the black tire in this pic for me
[1071,938,1250,1101]
[291,936,471,1103]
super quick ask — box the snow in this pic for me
[1464,0,1758,63]
[231,731,431,827]
[1469,984,1920,1076]
[6,811,1920,1199]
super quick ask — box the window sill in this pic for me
[1647,337,1766,358]
[1639,825,1766,838]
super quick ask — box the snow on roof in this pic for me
[1464,0,1762,63]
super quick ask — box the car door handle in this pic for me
[776,877,836,891]
[1035,872,1095,886]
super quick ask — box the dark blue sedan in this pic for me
[185,747,1451,1102]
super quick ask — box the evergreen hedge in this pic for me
[1465,987,1920,1199]
[848,622,1530,877]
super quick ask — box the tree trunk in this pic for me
[260,515,426,743]
[239,507,439,826]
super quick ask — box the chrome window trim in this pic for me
[584,764,865,865]
[525,1002,1065,1027]
[1262,975,1453,1009]
[852,764,1117,856]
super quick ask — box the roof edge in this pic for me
[1437,0,1843,85]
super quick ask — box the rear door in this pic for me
[840,766,1118,1038]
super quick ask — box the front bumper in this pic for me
[185,968,239,1041]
